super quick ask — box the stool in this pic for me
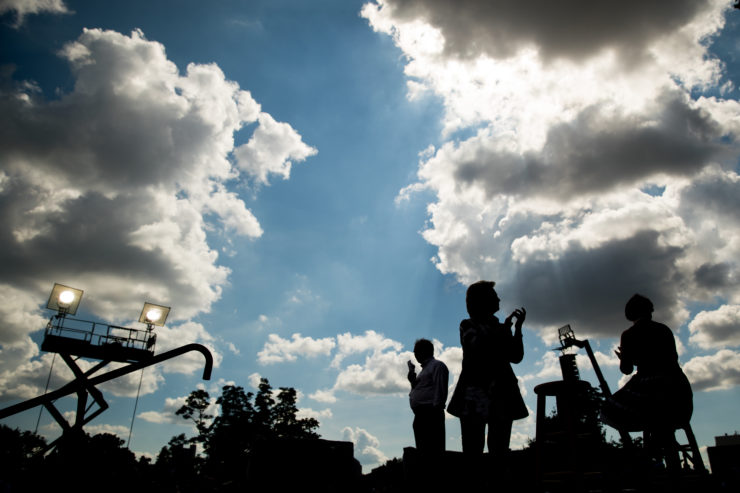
[644,423,706,472]
[677,423,706,472]
[534,380,596,489]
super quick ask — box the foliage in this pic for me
[175,388,212,441]
[0,378,318,492]
[0,423,46,461]
[154,434,203,492]
[171,377,321,488]
[0,425,46,491]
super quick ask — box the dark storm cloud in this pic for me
[453,94,727,200]
[505,230,686,338]
[0,68,217,193]
[380,0,713,61]
[0,188,176,285]
[679,167,740,224]
[694,262,735,290]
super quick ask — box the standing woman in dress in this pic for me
[447,280,529,456]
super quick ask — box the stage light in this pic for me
[46,283,84,315]
[138,302,170,327]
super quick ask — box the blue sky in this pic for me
[1,0,740,470]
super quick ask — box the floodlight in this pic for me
[47,283,84,315]
[138,302,170,327]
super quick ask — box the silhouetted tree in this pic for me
[154,433,202,492]
[173,378,320,489]
[273,386,320,440]
[156,433,194,465]
[253,378,275,440]
[42,431,146,492]
[175,388,212,442]
[0,425,46,491]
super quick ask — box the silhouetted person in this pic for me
[408,338,449,452]
[447,281,528,457]
[603,294,693,467]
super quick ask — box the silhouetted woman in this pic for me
[604,294,693,435]
[447,281,528,456]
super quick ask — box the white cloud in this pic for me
[309,388,337,403]
[576,350,619,371]
[98,363,166,398]
[138,395,188,424]
[155,321,222,376]
[437,344,462,395]
[0,28,314,397]
[248,372,262,389]
[362,1,740,345]
[234,112,317,184]
[325,332,458,398]
[0,348,164,401]
[333,349,413,395]
[689,305,740,349]
[85,423,130,439]
[0,284,48,347]
[138,392,218,427]
[257,333,336,364]
[535,351,563,379]
[297,407,333,421]
[342,426,388,467]
[364,0,725,65]
[0,0,68,25]
[332,330,402,368]
[0,351,51,400]
[684,349,740,392]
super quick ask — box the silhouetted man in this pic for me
[407,338,449,452]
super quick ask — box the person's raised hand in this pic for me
[510,307,526,331]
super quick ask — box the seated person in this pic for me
[602,294,693,466]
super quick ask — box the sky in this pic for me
[1,0,739,471]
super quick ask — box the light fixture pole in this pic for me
[0,284,213,453]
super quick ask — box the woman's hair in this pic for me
[466,280,496,318]
[625,293,654,321]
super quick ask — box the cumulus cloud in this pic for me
[363,0,721,63]
[0,318,219,403]
[297,407,333,421]
[332,335,457,397]
[309,388,337,403]
[234,113,317,184]
[0,0,68,25]
[0,348,163,402]
[247,372,262,389]
[257,330,459,402]
[39,413,130,440]
[154,321,222,376]
[85,423,130,439]
[450,95,726,201]
[139,392,218,427]
[0,28,315,399]
[331,330,402,368]
[684,349,740,391]
[362,0,740,350]
[689,305,740,349]
[257,333,336,364]
[334,349,413,395]
[342,426,388,467]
